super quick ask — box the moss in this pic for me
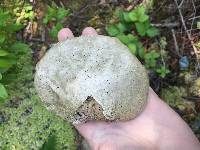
[190,77,200,97]
[0,46,76,149]
[161,86,187,107]
[161,86,195,112]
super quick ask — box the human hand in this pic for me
[58,27,200,150]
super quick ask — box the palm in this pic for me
[57,27,200,150]
[75,89,199,149]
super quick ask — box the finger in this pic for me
[74,121,109,139]
[58,28,74,42]
[82,27,97,36]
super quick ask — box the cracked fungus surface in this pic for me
[34,35,149,124]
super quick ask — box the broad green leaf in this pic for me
[150,50,160,58]
[128,43,137,55]
[0,73,2,80]
[117,34,130,45]
[0,50,9,56]
[117,23,127,33]
[24,5,33,11]
[10,42,30,53]
[138,14,149,23]
[127,34,139,43]
[49,23,63,39]
[123,12,132,22]
[117,9,125,22]
[136,6,145,16]
[147,27,160,37]
[6,24,24,32]
[144,51,160,68]
[0,59,13,68]
[137,43,145,59]
[57,8,70,21]
[43,16,50,24]
[47,6,57,17]
[135,21,150,36]
[106,25,120,36]
[0,11,11,26]
[55,23,63,30]
[128,11,137,22]
[156,66,170,78]
[135,22,146,36]
[0,32,6,44]
[0,83,8,100]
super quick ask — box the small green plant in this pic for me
[156,66,170,78]
[0,10,29,101]
[0,73,8,100]
[43,6,70,39]
[144,50,160,68]
[106,5,169,78]
[14,3,35,25]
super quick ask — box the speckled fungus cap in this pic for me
[34,35,149,124]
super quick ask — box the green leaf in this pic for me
[128,11,137,22]
[0,50,9,56]
[147,27,160,37]
[128,43,137,55]
[6,24,24,32]
[137,43,145,59]
[136,6,145,16]
[117,9,125,22]
[0,32,6,44]
[156,66,170,78]
[123,12,132,22]
[10,42,30,53]
[0,11,11,26]
[24,5,33,11]
[127,34,139,43]
[0,59,13,68]
[138,15,149,23]
[0,73,2,80]
[0,83,8,100]
[144,51,160,68]
[117,34,130,45]
[117,23,127,33]
[128,6,149,23]
[135,22,146,36]
[56,8,70,21]
[43,16,50,24]
[49,23,63,39]
[43,6,57,24]
[47,6,57,17]
[135,21,150,36]
[106,25,120,36]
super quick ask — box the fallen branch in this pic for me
[174,0,200,68]
[171,29,181,57]
[151,22,179,28]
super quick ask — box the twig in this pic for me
[188,15,200,21]
[178,0,185,8]
[171,29,181,57]
[190,0,196,35]
[174,0,200,64]
[151,22,179,28]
